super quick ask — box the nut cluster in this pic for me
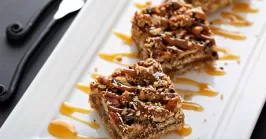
[132,0,215,55]
[90,59,183,132]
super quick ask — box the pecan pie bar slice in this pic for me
[132,0,218,76]
[89,58,184,139]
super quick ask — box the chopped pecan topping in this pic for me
[90,59,183,128]
[133,0,215,53]
[132,0,218,75]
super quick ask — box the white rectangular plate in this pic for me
[1,0,266,139]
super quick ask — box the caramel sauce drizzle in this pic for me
[210,27,246,40]
[76,83,90,94]
[212,12,253,27]
[182,102,204,112]
[232,2,259,13]
[174,78,218,97]
[91,73,102,79]
[134,1,152,10]
[48,119,105,139]
[113,32,133,45]
[98,52,139,67]
[60,102,100,129]
[215,47,240,61]
[175,124,192,137]
[205,66,226,76]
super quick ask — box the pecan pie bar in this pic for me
[89,58,184,139]
[185,0,236,13]
[132,0,218,75]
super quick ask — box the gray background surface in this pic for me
[0,0,265,138]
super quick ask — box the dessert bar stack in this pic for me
[89,0,222,138]
[90,59,184,139]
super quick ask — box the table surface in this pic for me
[0,0,265,138]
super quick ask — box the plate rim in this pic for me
[0,0,129,138]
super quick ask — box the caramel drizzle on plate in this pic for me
[212,12,253,27]
[98,52,139,67]
[182,102,204,112]
[204,66,226,76]
[232,2,259,13]
[48,2,261,139]
[76,83,90,94]
[134,1,152,10]
[215,47,240,60]
[48,119,105,139]
[174,78,218,97]
[113,32,133,45]
[210,27,246,40]
[60,102,100,129]
[175,123,192,137]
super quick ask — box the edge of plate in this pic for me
[0,0,129,138]
[215,21,266,139]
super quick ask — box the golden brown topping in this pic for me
[132,0,216,53]
[90,59,183,126]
